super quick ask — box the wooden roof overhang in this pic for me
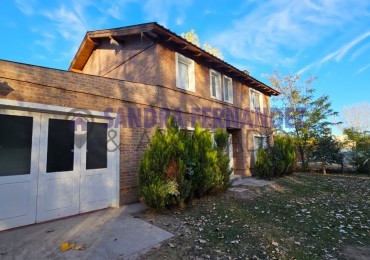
[69,23,280,96]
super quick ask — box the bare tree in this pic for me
[341,102,370,133]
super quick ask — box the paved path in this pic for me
[231,177,275,187]
[0,204,173,260]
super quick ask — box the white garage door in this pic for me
[0,109,118,231]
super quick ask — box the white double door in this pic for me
[0,110,114,230]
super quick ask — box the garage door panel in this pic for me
[0,110,40,231]
[86,173,109,203]
[44,178,75,211]
[80,120,113,213]
[36,114,80,222]
[0,182,31,219]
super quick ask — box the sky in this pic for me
[1,0,369,130]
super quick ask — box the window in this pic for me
[176,53,195,91]
[46,119,75,173]
[0,114,33,176]
[210,70,221,100]
[223,76,233,103]
[86,122,108,170]
[209,71,233,103]
[250,89,263,112]
[253,135,268,162]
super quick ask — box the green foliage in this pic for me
[214,129,229,151]
[255,135,296,179]
[311,135,342,174]
[214,129,233,189]
[254,147,273,179]
[344,128,370,174]
[137,117,232,209]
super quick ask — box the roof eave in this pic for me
[69,22,280,96]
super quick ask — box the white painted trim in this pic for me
[112,116,120,207]
[0,98,115,118]
[175,52,195,92]
[210,69,222,100]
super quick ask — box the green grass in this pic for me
[141,173,370,259]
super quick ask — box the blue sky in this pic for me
[1,0,369,127]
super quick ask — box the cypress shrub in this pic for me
[137,117,232,209]
[214,129,233,189]
[255,135,296,179]
[254,147,273,179]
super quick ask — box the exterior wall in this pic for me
[82,35,159,86]
[155,44,270,113]
[0,56,273,203]
[81,41,274,177]
[0,60,158,204]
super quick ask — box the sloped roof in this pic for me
[69,22,280,96]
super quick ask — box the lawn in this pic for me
[140,173,370,259]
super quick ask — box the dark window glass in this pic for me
[0,114,33,176]
[86,122,107,170]
[46,119,75,173]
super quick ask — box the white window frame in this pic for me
[250,89,263,113]
[253,134,268,162]
[223,75,233,104]
[176,53,195,92]
[210,69,222,100]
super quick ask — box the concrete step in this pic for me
[230,174,242,186]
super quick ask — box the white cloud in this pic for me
[350,43,370,61]
[297,31,370,74]
[214,0,370,66]
[42,6,87,41]
[15,0,36,15]
[357,64,370,74]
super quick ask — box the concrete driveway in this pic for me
[0,204,173,260]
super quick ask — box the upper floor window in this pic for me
[223,76,233,103]
[176,53,195,91]
[250,89,263,112]
[210,70,222,100]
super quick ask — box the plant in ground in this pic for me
[311,134,342,174]
[254,135,296,179]
[137,117,232,209]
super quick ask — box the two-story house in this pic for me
[0,22,279,230]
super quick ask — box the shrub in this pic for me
[214,129,233,189]
[254,147,273,179]
[255,135,296,179]
[137,117,232,209]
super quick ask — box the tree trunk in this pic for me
[298,146,307,171]
[322,162,327,175]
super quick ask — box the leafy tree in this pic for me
[267,71,340,171]
[181,29,224,60]
[311,134,342,174]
